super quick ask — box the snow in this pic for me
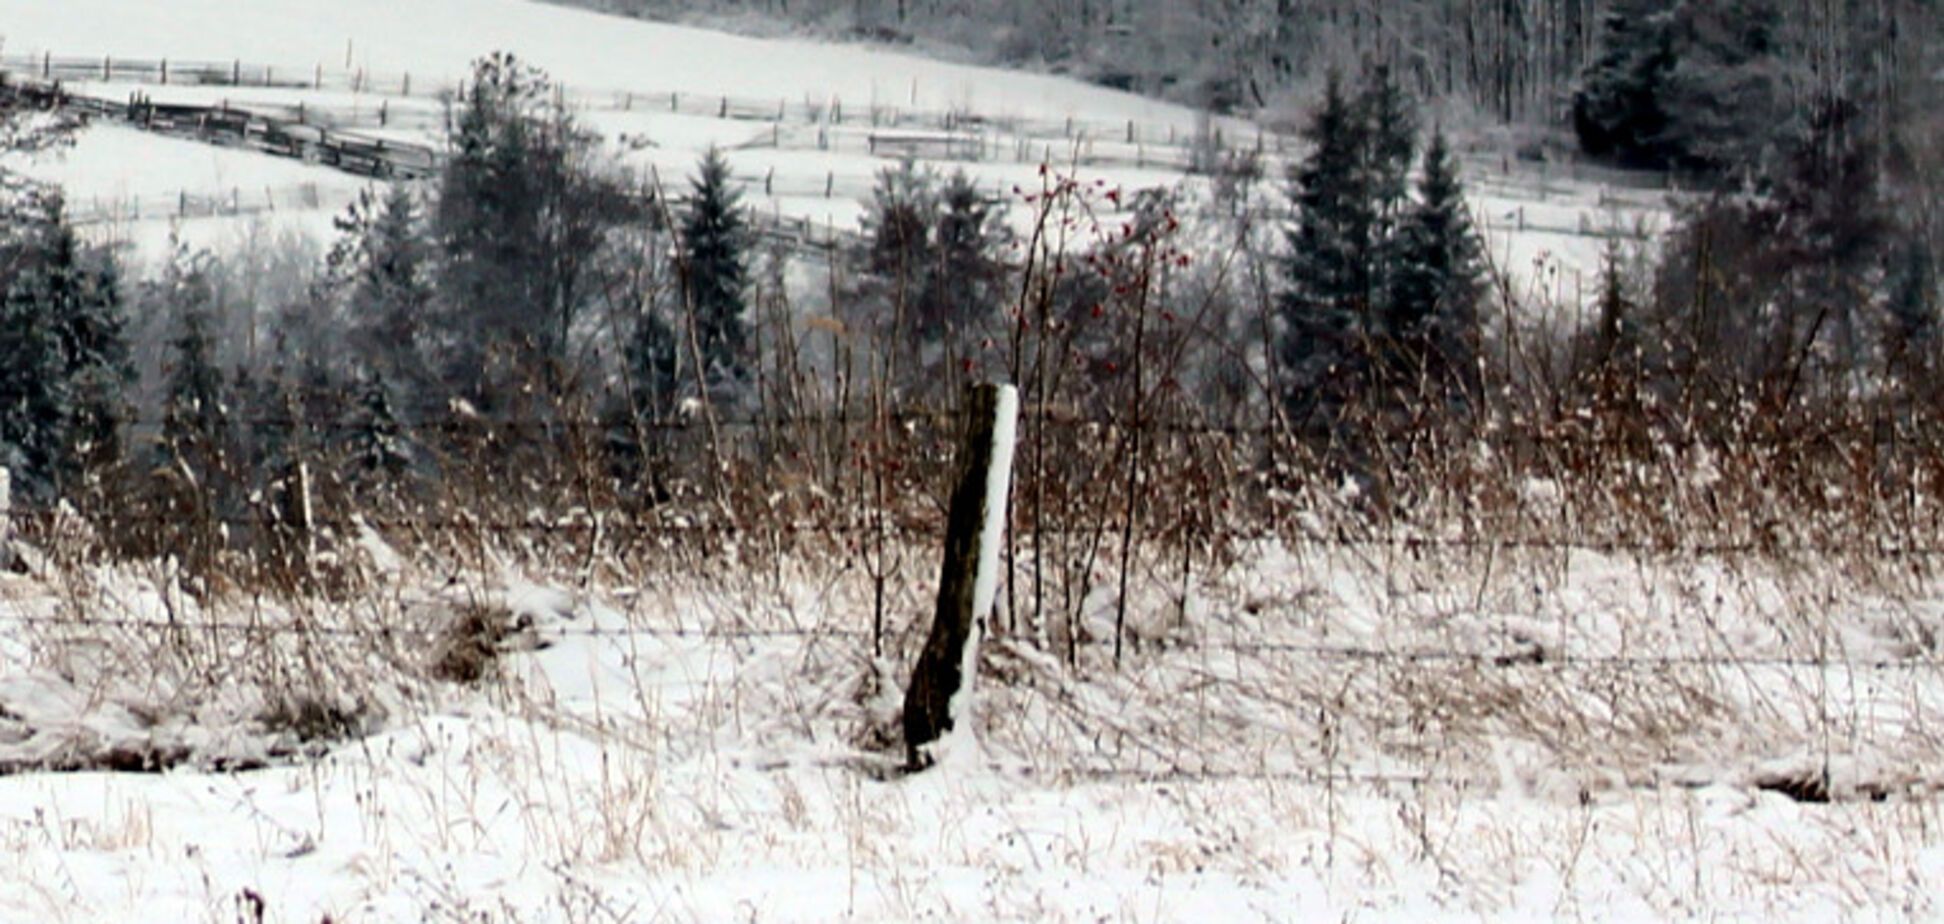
[0,0,1670,295]
[933,383,1018,769]
[0,0,1206,129]
[0,124,359,257]
[5,534,1944,918]
[0,3,1813,918]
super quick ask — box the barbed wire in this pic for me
[46,400,1944,449]
[2,608,1935,675]
[8,501,1944,562]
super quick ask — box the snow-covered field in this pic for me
[4,535,1943,920]
[0,2,1870,921]
[0,0,1667,292]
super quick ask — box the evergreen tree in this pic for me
[435,53,630,397]
[153,241,232,488]
[1588,236,1636,376]
[855,160,936,373]
[332,183,432,399]
[57,239,131,478]
[0,254,68,496]
[1572,0,1678,168]
[1356,64,1416,239]
[681,148,751,396]
[608,304,684,498]
[1277,71,1376,428]
[624,306,683,424]
[1572,0,1790,174]
[0,201,129,498]
[1388,126,1484,402]
[437,52,551,383]
[344,371,414,484]
[1354,63,1417,353]
[917,170,1008,388]
[1883,234,1937,386]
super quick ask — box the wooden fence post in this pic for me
[902,382,1019,769]
[0,465,11,573]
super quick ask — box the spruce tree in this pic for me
[1590,236,1634,374]
[56,238,130,478]
[0,201,129,498]
[345,371,413,484]
[1278,71,1375,428]
[681,148,750,397]
[918,170,1008,387]
[862,159,935,288]
[0,256,68,496]
[1572,0,1677,168]
[154,241,232,490]
[856,159,936,380]
[624,306,683,424]
[1573,0,1789,174]
[438,53,549,372]
[436,53,627,395]
[1356,64,1416,243]
[332,183,432,400]
[609,304,684,495]
[1388,126,1485,402]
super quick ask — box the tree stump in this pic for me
[902,383,1019,770]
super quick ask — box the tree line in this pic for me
[0,38,1940,584]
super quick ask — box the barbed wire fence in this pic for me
[0,54,1917,803]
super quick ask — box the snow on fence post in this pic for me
[0,465,11,572]
[901,382,1019,770]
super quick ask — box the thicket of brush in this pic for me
[0,54,1939,637]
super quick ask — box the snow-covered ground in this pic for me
[0,0,1205,129]
[0,0,1669,292]
[0,4,1815,921]
[3,536,1942,920]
